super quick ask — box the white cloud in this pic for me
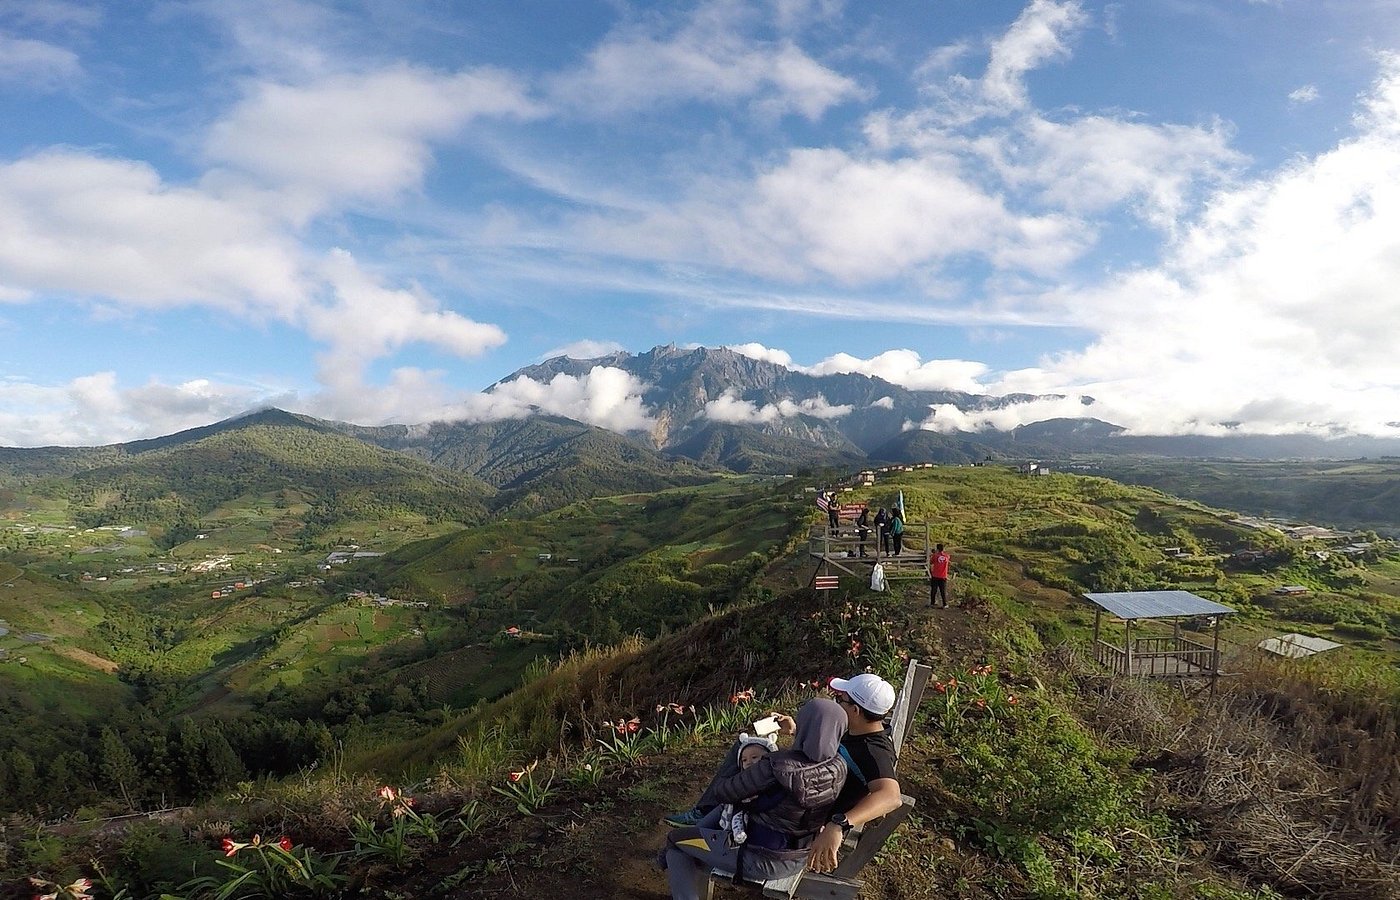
[204,65,541,211]
[549,1,864,121]
[0,152,513,435]
[727,343,796,367]
[0,150,305,314]
[981,0,1088,111]
[599,147,1089,284]
[871,396,894,409]
[454,367,655,432]
[805,350,992,393]
[0,372,276,446]
[541,339,626,360]
[1289,84,1319,105]
[725,344,994,394]
[912,396,1089,433]
[991,114,1244,230]
[702,388,851,424]
[310,250,505,361]
[0,32,79,88]
[977,56,1400,437]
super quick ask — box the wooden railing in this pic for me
[1096,636,1219,678]
[1095,640,1128,675]
[807,523,931,570]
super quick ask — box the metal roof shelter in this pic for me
[1084,590,1237,620]
[1257,633,1342,659]
[1085,590,1236,684]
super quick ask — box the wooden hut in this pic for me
[1085,590,1235,683]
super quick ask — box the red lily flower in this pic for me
[278,836,294,852]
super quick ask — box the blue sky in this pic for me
[2,0,1400,445]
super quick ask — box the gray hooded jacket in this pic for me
[708,698,848,858]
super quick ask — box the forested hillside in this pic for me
[3,463,1400,900]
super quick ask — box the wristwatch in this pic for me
[828,813,853,835]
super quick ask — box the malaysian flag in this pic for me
[815,491,831,512]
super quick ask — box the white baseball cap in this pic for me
[829,673,896,716]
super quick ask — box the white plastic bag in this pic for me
[870,563,887,592]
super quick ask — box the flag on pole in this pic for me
[898,490,905,520]
[815,491,830,512]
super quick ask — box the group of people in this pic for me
[656,673,903,898]
[847,505,904,556]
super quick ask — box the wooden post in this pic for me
[1092,607,1102,662]
[1211,615,1223,694]
[1123,618,1133,677]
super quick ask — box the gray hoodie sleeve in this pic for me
[707,757,777,804]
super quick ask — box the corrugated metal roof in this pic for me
[1257,633,1342,659]
[1083,590,1237,620]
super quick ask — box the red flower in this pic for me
[221,836,249,857]
[508,769,526,783]
[278,836,294,852]
[377,785,398,802]
[1008,695,1019,706]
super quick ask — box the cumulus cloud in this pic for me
[974,57,1400,436]
[0,32,79,88]
[453,367,655,432]
[804,350,991,393]
[702,389,851,424]
[911,395,1090,433]
[204,65,541,211]
[549,0,864,120]
[727,343,796,367]
[0,372,279,446]
[726,344,994,394]
[0,150,305,314]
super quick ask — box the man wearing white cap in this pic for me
[665,672,902,875]
[792,672,902,874]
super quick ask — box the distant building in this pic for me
[1274,585,1309,595]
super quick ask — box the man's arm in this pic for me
[806,778,902,874]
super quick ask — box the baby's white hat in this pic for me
[737,733,778,753]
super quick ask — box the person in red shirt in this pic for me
[929,543,951,608]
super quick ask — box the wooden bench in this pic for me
[706,660,933,899]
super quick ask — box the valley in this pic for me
[3,407,1400,899]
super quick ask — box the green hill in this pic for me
[4,464,1400,900]
[34,422,494,534]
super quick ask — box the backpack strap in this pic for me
[838,745,868,787]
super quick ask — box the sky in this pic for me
[2,0,1400,446]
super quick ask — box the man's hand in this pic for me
[806,824,842,873]
[768,712,797,735]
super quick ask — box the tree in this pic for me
[46,750,95,809]
[98,726,142,810]
[6,748,37,806]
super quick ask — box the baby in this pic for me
[718,733,778,847]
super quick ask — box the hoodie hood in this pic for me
[793,697,847,762]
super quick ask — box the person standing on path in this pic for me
[890,509,905,556]
[855,507,870,557]
[929,543,951,607]
[873,507,890,555]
